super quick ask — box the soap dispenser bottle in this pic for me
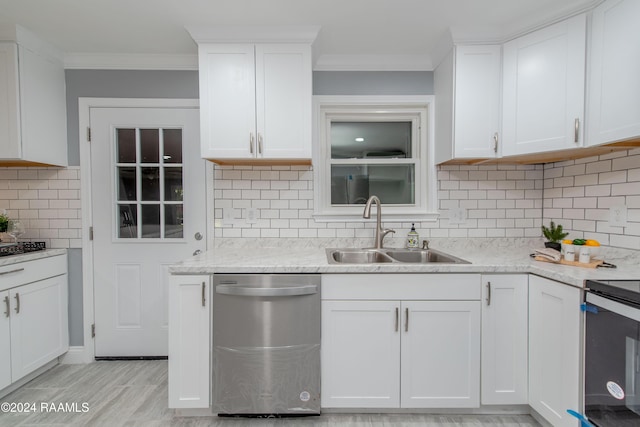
[406,223,419,248]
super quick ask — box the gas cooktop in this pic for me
[0,242,46,257]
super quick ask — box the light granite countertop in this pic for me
[0,249,67,267]
[169,238,640,288]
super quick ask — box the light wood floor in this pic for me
[0,361,541,426]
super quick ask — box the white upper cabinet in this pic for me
[196,41,312,164]
[586,0,640,146]
[502,14,586,156]
[0,26,67,167]
[435,45,502,163]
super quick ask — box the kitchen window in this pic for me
[313,96,437,221]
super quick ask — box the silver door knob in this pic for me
[193,249,202,256]
[194,232,203,241]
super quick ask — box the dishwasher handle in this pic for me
[216,284,318,297]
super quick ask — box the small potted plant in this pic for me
[541,221,568,251]
[0,212,8,233]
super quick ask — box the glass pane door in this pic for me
[115,127,184,239]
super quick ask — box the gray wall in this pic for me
[65,70,200,166]
[64,69,433,347]
[313,71,433,95]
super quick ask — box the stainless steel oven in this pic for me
[585,280,640,426]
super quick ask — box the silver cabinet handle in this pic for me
[3,296,9,318]
[493,132,499,153]
[249,133,255,154]
[14,293,20,314]
[258,133,263,155]
[574,118,580,143]
[216,284,317,297]
[201,282,206,307]
[486,282,492,306]
[395,307,399,332]
[0,268,25,276]
[405,307,409,332]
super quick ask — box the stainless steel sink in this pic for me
[326,248,470,264]
[328,248,394,264]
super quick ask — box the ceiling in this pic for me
[0,0,599,70]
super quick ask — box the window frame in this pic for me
[312,95,438,221]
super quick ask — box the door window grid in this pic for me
[115,127,184,240]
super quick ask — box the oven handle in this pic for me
[216,284,318,297]
[586,292,640,322]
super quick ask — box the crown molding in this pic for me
[186,25,320,44]
[63,53,198,70]
[313,54,433,71]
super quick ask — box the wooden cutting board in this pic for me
[534,256,603,268]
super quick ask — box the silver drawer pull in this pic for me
[395,307,399,332]
[14,293,20,314]
[3,296,9,318]
[201,282,206,307]
[405,308,409,332]
[0,268,25,276]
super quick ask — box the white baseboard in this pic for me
[60,346,93,364]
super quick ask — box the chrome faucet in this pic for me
[363,195,395,249]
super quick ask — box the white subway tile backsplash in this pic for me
[599,170,627,184]
[0,167,81,249]
[1,149,637,251]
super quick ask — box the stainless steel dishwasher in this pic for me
[212,274,320,416]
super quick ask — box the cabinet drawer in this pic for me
[322,274,481,300]
[0,255,67,292]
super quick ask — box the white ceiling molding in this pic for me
[63,53,198,70]
[313,54,433,72]
[0,24,64,64]
[186,25,321,44]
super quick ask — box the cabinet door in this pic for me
[321,300,400,408]
[401,301,480,408]
[0,43,21,159]
[454,45,502,159]
[255,44,312,160]
[168,275,210,409]
[198,44,256,159]
[502,14,586,156]
[481,274,528,405]
[586,0,640,146]
[0,290,11,390]
[10,274,68,381]
[18,45,67,166]
[529,275,581,427]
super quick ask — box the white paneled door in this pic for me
[90,107,206,357]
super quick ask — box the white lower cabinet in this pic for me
[321,274,481,409]
[9,275,68,381]
[529,275,582,427]
[168,274,210,409]
[0,290,11,390]
[481,274,528,405]
[321,300,400,408]
[401,300,480,408]
[0,254,68,395]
